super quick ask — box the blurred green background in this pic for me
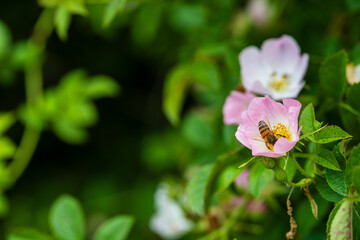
[0,0,359,239]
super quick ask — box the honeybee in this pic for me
[258,120,286,151]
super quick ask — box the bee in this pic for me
[258,120,286,151]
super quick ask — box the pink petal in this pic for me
[239,46,272,92]
[283,98,302,135]
[247,96,289,128]
[223,91,256,125]
[261,35,301,75]
[273,138,298,154]
[290,54,309,84]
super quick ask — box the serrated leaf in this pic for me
[248,162,274,198]
[319,50,347,101]
[94,215,134,240]
[314,149,341,171]
[49,195,84,240]
[55,6,71,41]
[328,200,353,240]
[7,228,53,240]
[103,0,127,28]
[315,176,344,202]
[346,143,360,190]
[162,65,192,126]
[186,164,212,215]
[313,126,351,144]
[325,169,348,196]
[299,103,316,137]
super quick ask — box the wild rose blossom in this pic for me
[223,91,256,125]
[150,184,193,239]
[346,62,360,85]
[239,35,308,100]
[235,96,301,158]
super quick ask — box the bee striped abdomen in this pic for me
[258,121,271,138]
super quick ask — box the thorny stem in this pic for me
[7,9,54,187]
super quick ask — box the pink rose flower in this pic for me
[239,35,308,100]
[223,91,256,125]
[235,96,301,158]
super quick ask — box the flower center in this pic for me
[272,123,291,140]
[269,73,289,92]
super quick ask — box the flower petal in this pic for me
[240,46,272,91]
[290,53,309,84]
[273,138,298,154]
[261,35,301,75]
[283,98,302,135]
[223,91,256,125]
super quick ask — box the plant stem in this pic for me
[7,9,54,187]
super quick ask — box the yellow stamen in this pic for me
[273,123,291,140]
[269,73,289,91]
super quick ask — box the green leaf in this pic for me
[94,215,134,240]
[299,103,316,136]
[325,169,348,196]
[319,50,347,101]
[103,0,127,28]
[162,65,192,126]
[0,20,11,59]
[313,149,341,171]
[0,112,15,134]
[182,112,215,148]
[327,200,353,240]
[203,148,243,213]
[168,4,207,32]
[346,143,360,190]
[0,137,16,160]
[7,228,53,240]
[312,126,352,144]
[347,83,360,112]
[85,75,120,99]
[186,164,212,215]
[191,61,221,91]
[315,176,344,202]
[49,194,85,240]
[248,161,274,198]
[53,120,88,144]
[55,6,72,41]
[351,166,360,192]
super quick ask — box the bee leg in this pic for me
[275,133,287,138]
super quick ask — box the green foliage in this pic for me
[49,195,85,240]
[39,0,88,15]
[346,143,360,190]
[351,166,360,192]
[347,83,360,112]
[168,4,207,33]
[94,216,134,240]
[313,149,340,171]
[7,228,53,240]
[319,50,347,101]
[313,126,352,144]
[248,161,274,198]
[182,111,215,148]
[299,103,317,140]
[55,6,72,41]
[0,20,11,60]
[315,176,344,202]
[19,70,119,144]
[327,200,353,240]
[103,0,127,27]
[186,164,212,215]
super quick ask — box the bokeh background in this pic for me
[0,0,359,239]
